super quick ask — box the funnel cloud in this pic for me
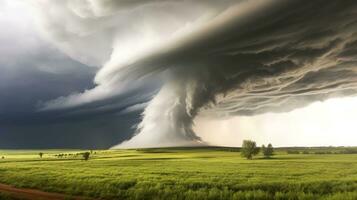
[18,0,357,148]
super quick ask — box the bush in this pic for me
[83,152,90,161]
[262,144,274,158]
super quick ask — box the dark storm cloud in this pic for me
[0,35,130,149]
[0,111,141,149]
[5,0,357,148]
[0,5,95,119]
[106,0,357,147]
[0,2,155,148]
[0,37,154,148]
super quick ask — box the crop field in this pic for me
[0,147,357,200]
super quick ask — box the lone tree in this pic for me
[241,140,260,159]
[83,152,90,161]
[262,143,274,158]
[39,152,43,158]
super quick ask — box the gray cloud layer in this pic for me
[114,0,357,147]
[14,0,357,148]
[0,1,149,148]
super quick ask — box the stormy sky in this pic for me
[1,0,357,149]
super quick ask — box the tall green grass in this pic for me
[0,148,357,199]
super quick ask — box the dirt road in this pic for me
[0,183,92,200]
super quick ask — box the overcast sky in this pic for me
[0,1,153,148]
[1,0,357,149]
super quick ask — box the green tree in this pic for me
[241,140,260,159]
[262,145,266,156]
[83,152,90,161]
[39,152,43,158]
[262,143,274,158]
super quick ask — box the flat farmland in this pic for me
[0,148,357,200]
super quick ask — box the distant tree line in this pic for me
[241,140,274,160]
[241,141,357,160]
[53,151,95,161]
[287,149,357,155]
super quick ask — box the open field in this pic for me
[1,147,357,200]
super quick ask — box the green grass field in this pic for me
[1,147,357,200]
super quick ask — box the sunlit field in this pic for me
[1,147,357,200]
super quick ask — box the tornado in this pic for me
[30,0,357,148]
